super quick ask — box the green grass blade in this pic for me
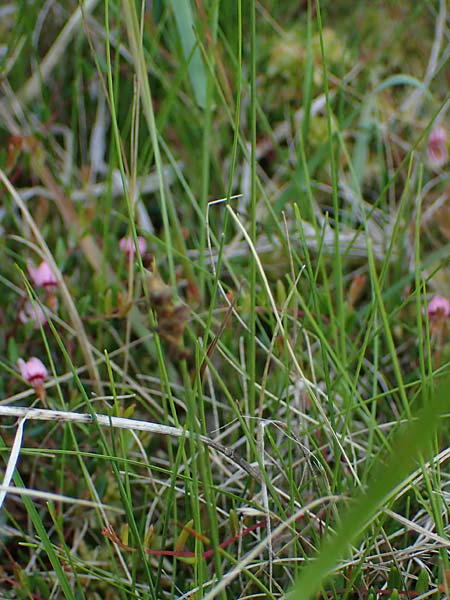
[169,0,207,108]
[286,373,450,600]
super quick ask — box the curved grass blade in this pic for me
[286,373,450,600]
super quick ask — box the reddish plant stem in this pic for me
[103,519,268,559]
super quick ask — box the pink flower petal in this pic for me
[18,357,48,387]
[427,294,450,319]
[28,261,57,289]
[19,302,47,328]
[119,235,147,258]
[427,127,448,168]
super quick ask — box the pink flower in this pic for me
[427,295,450,319]
[19,302,47,328]
[119,235,147,258]
[427,127,448,168]
[28,261,57,289]
[17,357,48,387]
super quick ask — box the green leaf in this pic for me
[387,566,402,590]
[415,568,430,594]
[169,0,207,108]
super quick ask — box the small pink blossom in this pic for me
[119,235,147,258]
[427,295,450,319]
[19,302,47,328]
[18,357,48,387]
[427,127,448,168]
[28,261,57,289]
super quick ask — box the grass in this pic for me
[1,0,450,598]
